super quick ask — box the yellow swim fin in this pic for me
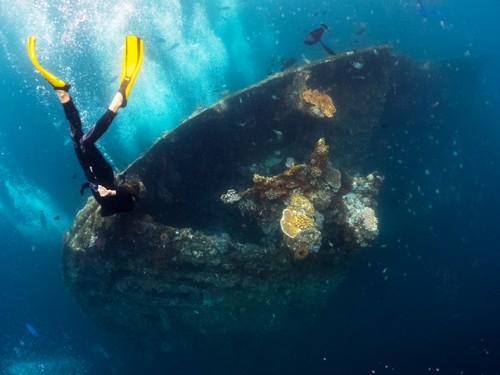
[27,36,69,91]
[118,34,144,107]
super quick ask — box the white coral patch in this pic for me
[360,207,378,232]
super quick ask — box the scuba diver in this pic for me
[27,35,144,217]
[304,23,336,55]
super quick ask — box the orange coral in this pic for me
[244,138,333,202]
[302,89,336,118]
[294,244,309,260]
[310,138,329,170]
[288,193,315,217]
[280,208,314,239]
[280,194,322,260]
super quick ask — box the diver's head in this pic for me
[120,180,145,200]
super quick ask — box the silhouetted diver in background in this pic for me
[304,23,336,55]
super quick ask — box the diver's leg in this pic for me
[56,90,84,142]
[56,90,96,182]
[108,92,124,113]
[83,144,116,188]
[76,92,123,188]
[80,92,124,146]
[81,110,115,146]
[55,89,70,104]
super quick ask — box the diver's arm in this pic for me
[97,185,117,197]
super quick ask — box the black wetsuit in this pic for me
[304,26,326,45]
[304,25,335,55]
[63,99,136,216]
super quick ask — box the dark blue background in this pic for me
[1,1,499,373]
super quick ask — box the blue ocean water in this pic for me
[0,0,499,373]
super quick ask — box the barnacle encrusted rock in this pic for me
[302,89,337,118]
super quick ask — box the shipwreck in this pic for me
[62,46,467,351]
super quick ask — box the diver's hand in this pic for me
[97,185,117,197]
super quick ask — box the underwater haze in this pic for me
[1,0,500,374]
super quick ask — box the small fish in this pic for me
[237,121,248,127]
[352,61,364,70]
[25,323,39,338]
[219,6,231,10]
[91,344,110,360]
[301,54,311,64]
[213,84,228,94]
[39,210,47,229]
[355,24,367,36]
[167,42,180,51]
[71,173,77,180]
[156,37,166,44]
[280,57,297,70]
[53,215,60,221]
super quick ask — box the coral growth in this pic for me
[220,189,242,204]
[292,228,322,257]
[360,207,378,232]
[302,89,337,118]
[294,244,310,260]
[238,138,340,209]
[341,173,383,247]
[288,193,315,217]
[279,194,322,260]
[280,207,314,239]
[221,138,382,256]
[222,139,340,257]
